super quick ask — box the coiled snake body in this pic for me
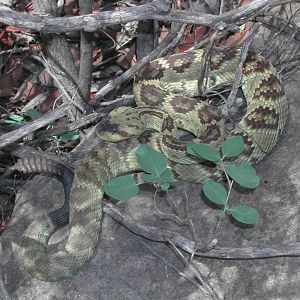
[16,47,288,281]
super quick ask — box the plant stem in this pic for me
[219,158,233,212]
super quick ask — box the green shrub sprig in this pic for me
[104,136,260,225]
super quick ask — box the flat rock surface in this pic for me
[0,74,299,300]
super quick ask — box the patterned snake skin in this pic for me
[15,47,288,281]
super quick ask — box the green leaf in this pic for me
[25,108,40,120]
[142,169,176,184]
[224,164,259,189]
[59,131,80,142]
[160,169,176,182]
[8,113,24,123]
[217,210,226,218]
[230,204,260,225]
[104,175,139,201]
[203,181,227,205]
[159,182,170,191]
[187,142,220,162]
[3,119,19,125]
[221,136,245,158]
[136,144,168,176]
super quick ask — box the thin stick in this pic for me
[0,105,69,149]
[0,46,30,56]
[32,55,85,114]
[168,238,221,300]
[103,203,300,259]
[225,22,261,113]
[135,236,212,297]
[197,30,220,95]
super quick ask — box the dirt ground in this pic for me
[0,66,299,300]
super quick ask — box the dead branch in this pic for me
[258,16,300,41]
[0,105,69,149]
[136,237,221,300]
[0,0,298,33]
[78,0,94,101]
[32,55,84,113]
[225,22,261,113]
[34,95,135,139]
[0,95,135,151]
[103,203,300,259]
[167,238,220,300]
[197,30,220,94]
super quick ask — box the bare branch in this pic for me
[103,203,300,259]
[78,0,94,101]
[0,0,298,33]
[32,55,85,113]
[257,14,300,42]
[135,237,217,299]
[35,95,135,139]
[0,95,135,151]
[0,105,69,149]
[225,22,261,114]
[167,239,220,300]
[197,30,220,94]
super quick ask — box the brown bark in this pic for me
[78,0,94,101]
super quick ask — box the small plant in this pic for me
[56,131,80,143]
[4,113,26,125]
[187,136,260,225]
[3,109,79,145]
[104,144,176,201]
[4,108,41,125]
[136,145,177,191]
[104,136,260,225]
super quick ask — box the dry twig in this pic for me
[103,203,300,259]
[225,22,261,114]
[168,238,220,300]
[136,236,219,299]
[32,55,84,113]
[0,0,297,32]
[0,105,69,149]
[0,94,135,150]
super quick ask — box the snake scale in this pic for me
[14,47,288,281]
